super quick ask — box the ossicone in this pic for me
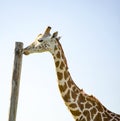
[44,26,51,35]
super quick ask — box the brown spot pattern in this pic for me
[77,101,84,111]
[70,109,81,116]
[59,83,67,92]
[104,111,114,121]
[55,61,60,67]
[91,108,97,119]
[94,113,102,121]
[71,90,78,100]
[86,96,96,106]
[85,102,92,109]
[63,90,70,102]
[77,94,86,111]
[96,102,104,112]
[79,94,86,103]
[76,117,86,121]
[60,61,65,70]
[83,110,90,121]
[67,78,74,88]
[69,103,77,108]
[57,72,63,80]
[64,71,69,80]
[72,86,79,93]
[56,51,60,58]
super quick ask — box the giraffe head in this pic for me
[23,26,61,55]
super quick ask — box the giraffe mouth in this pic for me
[23,49,30,55]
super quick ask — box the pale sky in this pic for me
[0,0,120,121]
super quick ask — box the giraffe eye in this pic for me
[38,39,43,42]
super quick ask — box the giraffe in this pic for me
[23,26,120,121]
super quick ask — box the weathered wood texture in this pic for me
[8,42,23,121]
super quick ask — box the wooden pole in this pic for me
[8,42,23,121]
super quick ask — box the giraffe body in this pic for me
[24,26,120,121]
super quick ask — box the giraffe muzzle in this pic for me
[23,49,30,55]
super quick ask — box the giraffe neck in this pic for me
[53,40,73,87]
[52,40,85,119]
[51,40,120,121]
